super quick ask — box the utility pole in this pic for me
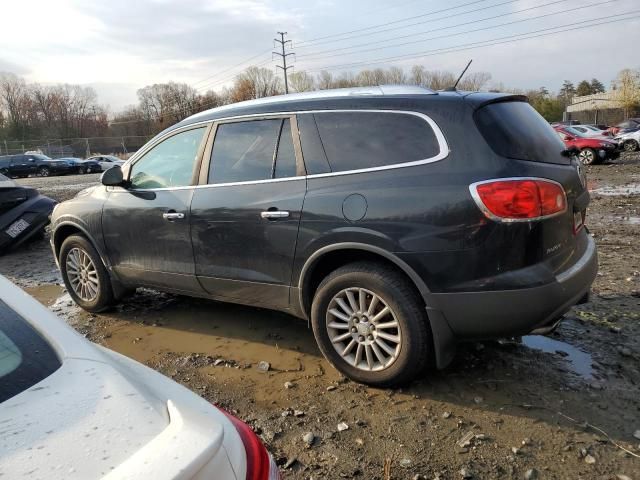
[273,32,294,94]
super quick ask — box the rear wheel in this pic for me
[78,166,86,174]
[311,261,431,387]
[60,234,115,312]
[578,148,597,165]
[39,166,50,177]
[623,139,639,152]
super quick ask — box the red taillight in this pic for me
[471,178,567,221]
[218,408,281,480]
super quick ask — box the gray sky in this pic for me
[1,0,638,112]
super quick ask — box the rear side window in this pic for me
[208,118,298,184]
[313,112,440,173]
[0,301,61,404]
[475,101,567,162]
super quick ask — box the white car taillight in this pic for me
[218,408,281,480]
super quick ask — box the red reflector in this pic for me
[217,407,280,480]
[472,178,567,221]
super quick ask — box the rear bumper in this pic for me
[431,234,598,339]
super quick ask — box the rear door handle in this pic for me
[163,212,185,220]
[261,210,290,219]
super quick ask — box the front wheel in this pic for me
[623,139,639,152]
[311,261,431,387]
[39,166,50,177]
[60,235,115,312]
[78,166,86,174]
[578,148,597,165]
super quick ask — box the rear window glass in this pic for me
[313,112,440,173]
[474,101,566,162]
[0,300,61,403]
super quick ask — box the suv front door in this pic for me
[190,116,306,310]
[9,156,31,178]
[102,124,211,292]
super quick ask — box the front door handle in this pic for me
[261,210,290,219]
[162,212,185,220]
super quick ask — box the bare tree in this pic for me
[386,66,406,84]
[0,73,29,129]
[317,71,334,90]
[612,68,640,118]
[231,67,282,101]
[288,71,316,92]
[458,72,492,91]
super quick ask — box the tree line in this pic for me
[2,66,639,146]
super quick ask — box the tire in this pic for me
[623,139,639,152]
[78,166,86,174]
[59,234,115,312]
[310,261,431,387]
[578,148,597,165]
[39,166,50,177]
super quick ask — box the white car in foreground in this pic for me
[614,129,640,152]
[0,275,280,480]
[87,155,126,171]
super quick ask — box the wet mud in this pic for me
[2,159,640,479]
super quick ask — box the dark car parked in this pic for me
[50,86,597,386]
[60,157,101,174]
[0,173,56,252]
[0,154,73,178]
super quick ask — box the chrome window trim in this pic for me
[125,109,449,191]
[469,177,568,223]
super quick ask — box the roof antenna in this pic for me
[445,59,472,91]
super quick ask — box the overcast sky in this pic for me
[1,0,638,112]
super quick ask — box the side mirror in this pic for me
[101,165,125,187]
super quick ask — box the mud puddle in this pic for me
[522,335,593,379]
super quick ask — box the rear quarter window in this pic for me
[313,111,440,173]
[474,101,566,162]
[0,301,61,403]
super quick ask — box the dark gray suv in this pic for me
[50,86,597,386]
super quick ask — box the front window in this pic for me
[129,127,206,189]
[0,301,61,404]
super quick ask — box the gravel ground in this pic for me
[1,160,639,480]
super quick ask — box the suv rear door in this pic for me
[102,124,211,292]
[190,115,306,310]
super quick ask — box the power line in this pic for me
[295,0,495,46]
[297,0,573,60]
[297,0,612,62]
[273,32,295,94]
[300,11,640,73]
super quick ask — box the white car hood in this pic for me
[0,276,245,480]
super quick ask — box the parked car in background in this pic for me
[87,154,126,171]
[554,125,620,164]
[615,129,640,152]
[0,153,73,177]
[0,274,280,479]
[0,173,56,252]
[60,157,101,174]
[50,87,597,386]
[569,125,613,138]
[551,120,581,126]
[609,118,640,136]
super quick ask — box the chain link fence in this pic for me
[0,135,153,159]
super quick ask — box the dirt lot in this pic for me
[2,162,639,480]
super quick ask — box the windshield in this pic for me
[0,301,61,403]
[474,100,567,162]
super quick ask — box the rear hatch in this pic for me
[471,97,589,272]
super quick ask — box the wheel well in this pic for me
[53,225,84,260]
[301,248,425,318]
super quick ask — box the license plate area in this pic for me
[5,219,30,238]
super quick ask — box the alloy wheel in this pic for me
[66,247,100,301]
[579,149,595,165]
[326,287,401,372]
